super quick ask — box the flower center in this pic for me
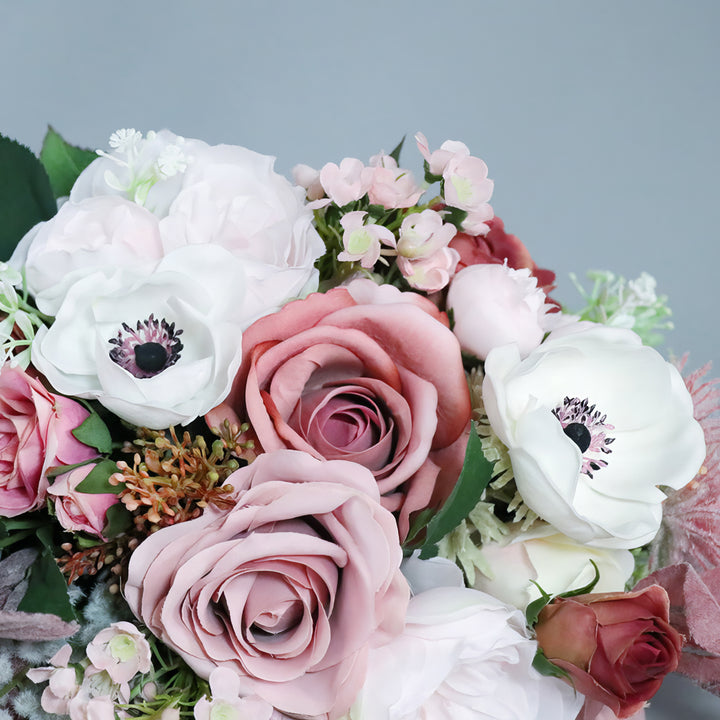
[552,396,615,479]
[109,314,183,379]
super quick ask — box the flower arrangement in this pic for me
[0,125,715,720]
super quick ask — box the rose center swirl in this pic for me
[108,314,183,379]
[552,396,615,478]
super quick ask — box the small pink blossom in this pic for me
[48,464,119,539]
[460,204,495,236]
[443,152,494,213]
[367,154,423,209]
[26,644,79,716]
[194,668,280,720]
[319,158,372,206]
[397,246,460,292]
[415,132,470,176]
[397,209,456,259]
[338,211,396,268]
[292,163,325,201]
[86,621,152,684]
[68,666,131,720]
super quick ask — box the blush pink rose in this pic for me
[535,585,682,719]
[0,365,98,517]
[48,464,119,539]
[124,450,409,720]
[207,279,472,539]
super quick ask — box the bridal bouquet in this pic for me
[0,126,717,720]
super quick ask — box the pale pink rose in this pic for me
[85,621,152,684]
[396,209,456,259]
[10,196,164,315]
[0,365,98,517]
[338,211,396,268]
[206,280,471,539]
[447,263,555,360]
[367,154,423,209]
[27,644,79,715]
[319,158,373,206]
[125,450,410,720]
[396,246,460,292]
[48,465,119,539]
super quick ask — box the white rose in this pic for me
[159,143,325,324]
[473,526,634,610]
[447,263,553,360]
[31,245,247,429]
[346,586,583,720]
[483,324,706,548]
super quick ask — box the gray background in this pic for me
[1,1,718,717]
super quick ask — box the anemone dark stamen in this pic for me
[552,396,615,479]
[109,314,183,379]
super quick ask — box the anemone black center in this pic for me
[134,342,168,373]
[563,422,592,453]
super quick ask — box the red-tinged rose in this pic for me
[450,216,557,296]
[535,586,682,719]
[207,279,471,540]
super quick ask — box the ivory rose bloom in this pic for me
[124,450,409,720]
[48,464,119,539]
[0,364,97,517]
[535,585,682,719]
[482,324,706,547]
[345,586,584,720]
[207,279,472,538]
[447,263,555,360]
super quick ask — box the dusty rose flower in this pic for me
[207,279,471,538]
[86,621,152,684]
[535,585,682,719]
[124,450,409,720]
[450,216,557,296]
[48,464,119,539]
[0,364,98,517]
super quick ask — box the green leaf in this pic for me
[75,459,122,494]
[532,649,571,681]
[40,127,97,199]
[103,502,132,539]
[558,560,600,598]
[525,581,554,626]
[17,524,75,622]
[0,134,57,261]
[441,205,468,229]
[389,135,406,165]
[423,159,443,185]
[419,423,493,559]
[72,412,113,453]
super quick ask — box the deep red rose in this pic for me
[535,585,682,719]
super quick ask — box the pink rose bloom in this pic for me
[0,365,98,517]
[367,153,423,209]
[85,621,152,684]
[447,263,555,360]
[319,158,373,206]
[48,464,119,539]
[206,280,472,539]
[125,450,409,720]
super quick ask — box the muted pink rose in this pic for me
[0,365,97,517]
[207,280,472,539]
[125,450,409,720]
[48,464,119,539]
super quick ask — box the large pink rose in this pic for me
[0,366,98,517]
[124,450,409,720]
[207,279,471,539]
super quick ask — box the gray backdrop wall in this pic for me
[1,1,719,718]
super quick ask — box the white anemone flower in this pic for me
[482,324,705,549]
[31,245,247,429]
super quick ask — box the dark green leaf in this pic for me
[532,649,571,681]
[423,160,443,185]
[72,412,113,453]
[103,503,132,539]
[389,136,406,165]
[419,423,493,559]
[525,581,553,626]
[39,127,97,199]
[46,458,98,479]
[75,459,122,494]
[0,135,56,261]
[558,560,600,598]
[16,546,75,622]
[402,507,435,553]
[442,205,468,229]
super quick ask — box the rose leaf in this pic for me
[75,459,122,495]
[72,412,113,454]
[40,126,97,199]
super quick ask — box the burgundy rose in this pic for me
[450,216,557,296]
[535,586,683,719]
[124,450,409,720]
[207,279,472,539]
